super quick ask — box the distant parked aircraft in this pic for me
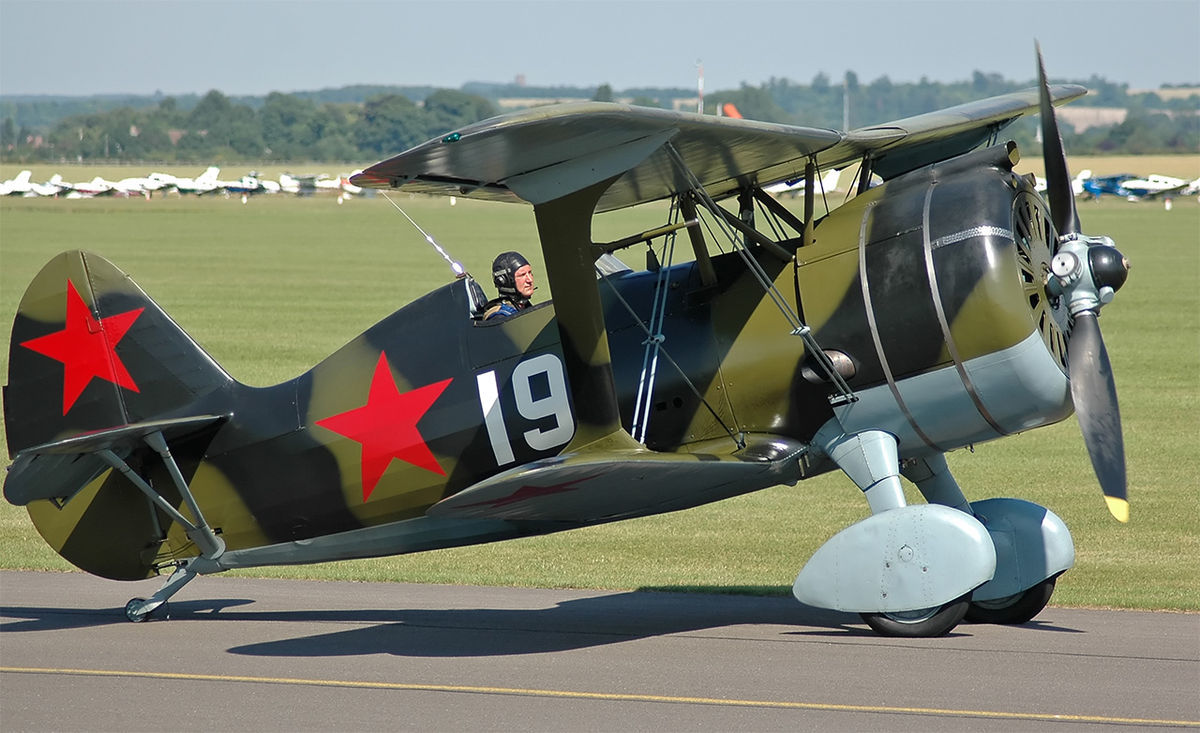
[0,170,34,196]
[1082,172,1189,200]
[65,177,116,197]
[1116,174,1190,199]
[220,172,280,197]
[764,167,843,197]
[1031,169,1091,197]
[148,167,223,195]
[279,171,363,199]
[1,170,73,197]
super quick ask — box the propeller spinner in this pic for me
[1036,43,1131,522]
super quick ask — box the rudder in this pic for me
[5,250,234,455]
[5,251,236,580]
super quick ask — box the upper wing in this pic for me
[353,86,1086,212]
[818,84,1088,179]
[352,102,843,212]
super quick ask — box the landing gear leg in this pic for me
[813,422,907,514]
[125,562,197,622]
[901,453,972,513]
[810,423,974,638]
[97,431,225,623]
[902,454,1070,626]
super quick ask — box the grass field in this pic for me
[1,177,1197,611]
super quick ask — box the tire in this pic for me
[859,594,970,637]
[966,577,1056,625]
[125,597,169,622]
[126,598,149,623]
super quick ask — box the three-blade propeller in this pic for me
[1036,43,1130,522]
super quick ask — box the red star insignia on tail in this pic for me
[316,353,452,502]
[20,280,144,415]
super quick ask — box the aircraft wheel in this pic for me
[126,598,150,623]
[125,598,168,623]
[859,594,970,637]
[966,577,1056,625]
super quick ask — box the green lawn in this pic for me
[1,191,1196,610]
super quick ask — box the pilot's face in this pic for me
[513,264,535,298]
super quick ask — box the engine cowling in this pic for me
[796,143,1074,457]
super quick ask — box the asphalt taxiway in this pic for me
[1,570,1197,731]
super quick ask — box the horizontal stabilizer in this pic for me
[4,414,228,506]
[429,436,806,522]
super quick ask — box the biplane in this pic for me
[3,50,1130,637]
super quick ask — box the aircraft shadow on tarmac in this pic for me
[1,589,1084,656]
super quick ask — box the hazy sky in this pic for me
[2,0,1197,97]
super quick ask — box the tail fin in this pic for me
[5,250,234,456]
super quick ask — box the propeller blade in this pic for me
[1068,312,1128,522]
[1036,42,1081,237]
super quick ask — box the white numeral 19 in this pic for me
[477,353,574,466]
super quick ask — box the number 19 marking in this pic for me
[476,353,574,466]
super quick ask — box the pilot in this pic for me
[483,251,536,320]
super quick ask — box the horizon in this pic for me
[4,73,1199,104]
[2,1,1198,99]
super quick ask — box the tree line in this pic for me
[707,71,1197,156]
[1,88,499,164]
[2,71,1195,164]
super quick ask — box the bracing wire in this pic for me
[664,142,856,403]
[599,270,746,449]
[630,208,678,444]
[381,191,465,278]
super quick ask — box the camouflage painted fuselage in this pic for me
[4,144,1071,582]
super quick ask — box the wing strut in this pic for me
[663,143,857,405]
[532,178,638,450]
[598,223,746,449]
[627,208,678,445]
[678,195,718,288]
[97,430,225,561]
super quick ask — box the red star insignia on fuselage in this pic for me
[315,353,452,502]
[20,280,144,415]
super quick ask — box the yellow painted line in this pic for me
[3,666,1198,728]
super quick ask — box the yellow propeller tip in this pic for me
[1105,496,1129,523]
